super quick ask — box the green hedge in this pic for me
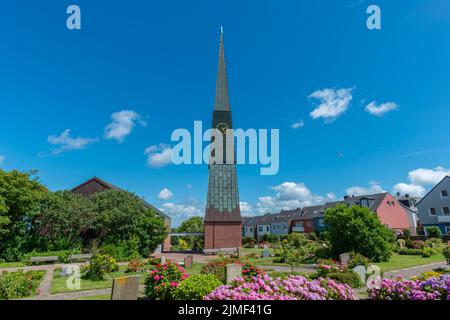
[327,271,364,288]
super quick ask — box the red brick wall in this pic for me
[376,194,411,231]
[204,221,242,249]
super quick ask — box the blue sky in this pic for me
[1,0,449,226]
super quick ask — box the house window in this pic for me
[258,226,263,232]
[445,226,450,235]
[441,190,449,198]
[266,226,270,232]
[429,208,437,216]
[443,207,450,216]
[361,199,369,207]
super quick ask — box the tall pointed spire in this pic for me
[214,28,231,111]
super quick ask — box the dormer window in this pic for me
[360,199,369,207]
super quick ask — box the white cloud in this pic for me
[159,202,204,227]
[158,188,173,200]
[186,184,193,189]
[239,201,254,216]
[393,183,426,197]
[47,129,98,155]
[0,155,5,166]
[345,182,386,196]
[365,101,398,116]
[104,110,146,143]
[407,166,450,185]
[144,144,172,168]
[290,119,304,129]
[255,182,335,214]
[309,88,353,122]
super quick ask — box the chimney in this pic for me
[396,192,400,197]
[405,194,410,198]
[344,195,349,200]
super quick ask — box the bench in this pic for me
[68,254,92,261]
[30,256,59,264]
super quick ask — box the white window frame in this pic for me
[441,190,449,198]
[429,208,437,216]
[445,226,450,235]
[442,207,450,216]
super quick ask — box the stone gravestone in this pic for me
[160,256,166,265]
[262,249,270,258]
[111,275,141,300]
[339,252,351,266]
[237,247,245,259]
[184,255,193,269]
[263,244,269,249]
[254,245,259,249]
[225,264,243,284]
[352,265,366,285]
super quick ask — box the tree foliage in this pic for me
[324,204,395,262]
[0,170,48,261]
[0,169,168,261]
[176,216,204,250]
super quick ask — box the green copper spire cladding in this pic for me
[214,32,231,112]
[205,30,241,223]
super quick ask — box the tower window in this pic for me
[429,208,437,216]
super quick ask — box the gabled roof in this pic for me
[416,176,450,206]
[71,177,171,222]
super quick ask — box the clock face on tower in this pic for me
[216,122,229,135]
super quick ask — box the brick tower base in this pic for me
[204,221,242,249]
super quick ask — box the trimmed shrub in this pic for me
[398,248,423,256]
[327,271,364,288]
[173,274,222,300]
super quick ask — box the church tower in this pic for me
[204,29,242,250]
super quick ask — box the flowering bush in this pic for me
[201,258,262,283]
[126,257,146,273]
[443,246,450,265]
[316,259,346,277]
[204,274,354,300]
[241,261,264,278]
[82,254,119,281]
[0,270,44,300]
[173,274,222,300]
[145,260,188,300]
[367,275,450,300]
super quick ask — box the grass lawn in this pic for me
[0,262,26,268]
[51,265,148,294]
[184,262,204,275]
[375,253,446,272]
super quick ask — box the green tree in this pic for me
[90,189,167,256]
[425,226,442,239]
[33,191,97,250]
[177,216,204,251]
[324,204,395,262]
[0,170,47,261]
